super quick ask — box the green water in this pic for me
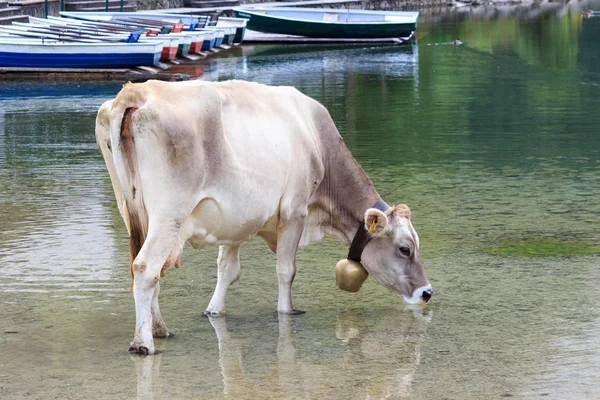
[1,3,600,399]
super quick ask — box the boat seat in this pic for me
[346,14,386,22]
[126,30,143,43]
[322,13,339,22]
[323,13,353,23]
[208,13,219,27]
[171,24,184,33]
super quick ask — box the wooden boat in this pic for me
[145,36,178,61]
[68,11,247,45]
[61,11,209,29]
[34,17,181,61]
[212,17,247,44]
[44,18,181,61]
[0,24,141,44]
[232,7,418,39]
[61,12,223,53]
[0,39,162,68]
[197,29,217,51]
[30,17,205,59]
[60,11,235,47]
[32,14,216,57]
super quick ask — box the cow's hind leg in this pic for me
[276,211,307,314]
[130,223,179,355]
[205,244,241,316]
[151,282,169,338]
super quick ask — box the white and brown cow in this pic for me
[95,80,432,355]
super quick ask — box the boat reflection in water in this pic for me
[132,308,431,399]
[200,43,419,92]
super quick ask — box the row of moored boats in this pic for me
[0,7,421,69]
[0,12,248,68]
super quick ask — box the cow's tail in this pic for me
[112,101,148,288]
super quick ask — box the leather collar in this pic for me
[347,199,390,262]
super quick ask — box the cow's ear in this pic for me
[364,209,389,237]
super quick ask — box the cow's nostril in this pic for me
[421,289,433,303]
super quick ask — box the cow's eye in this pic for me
[399,246,411,257]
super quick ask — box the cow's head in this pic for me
[360,204,433,305]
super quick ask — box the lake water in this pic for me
[1,3,600,399]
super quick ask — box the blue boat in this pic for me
[0,39,162,68]
[198,30,217,51]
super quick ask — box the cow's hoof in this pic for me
[128,344,153,355]
[278,309,306,315]
[203,309,226,317]
[152,327,169,338]
[152,319,169,338]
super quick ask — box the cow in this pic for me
[95,79,432,355]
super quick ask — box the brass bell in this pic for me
[336,259,368,292]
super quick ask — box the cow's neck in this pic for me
[318,148,381,246]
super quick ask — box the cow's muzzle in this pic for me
[403,284,434,305]
[421,287,433,303]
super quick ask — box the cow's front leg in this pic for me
[205,245,242,316]
[276,212,306,313]
[151,282,169,338]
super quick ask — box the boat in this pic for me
[9,21,184,60]
[214,17,247,44]
[74,11,248,44]
[0,39,162,68]
[61,13,223,50]
[0,24,142,44]
[35,17,182,61]
[0,11,243,69]
[31,17,182,61]
[28,17,207,58]
[60,11,243,45]
[143,36,179,61]
[232,7,418,39]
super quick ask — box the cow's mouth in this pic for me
[402,285,433,305]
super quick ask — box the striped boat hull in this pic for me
[0,42,162,68]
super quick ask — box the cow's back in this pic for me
[104,80,328,246]
[111,79,325,181]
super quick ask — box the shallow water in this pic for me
[2,3,600,399]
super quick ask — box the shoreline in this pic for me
[140,0,590,14]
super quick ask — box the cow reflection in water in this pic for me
[336,310,431,398]
[215,309,430,399]
[132,309,430,399]
[131,344,165,400]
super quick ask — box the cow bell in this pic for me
[336,259,369,292]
